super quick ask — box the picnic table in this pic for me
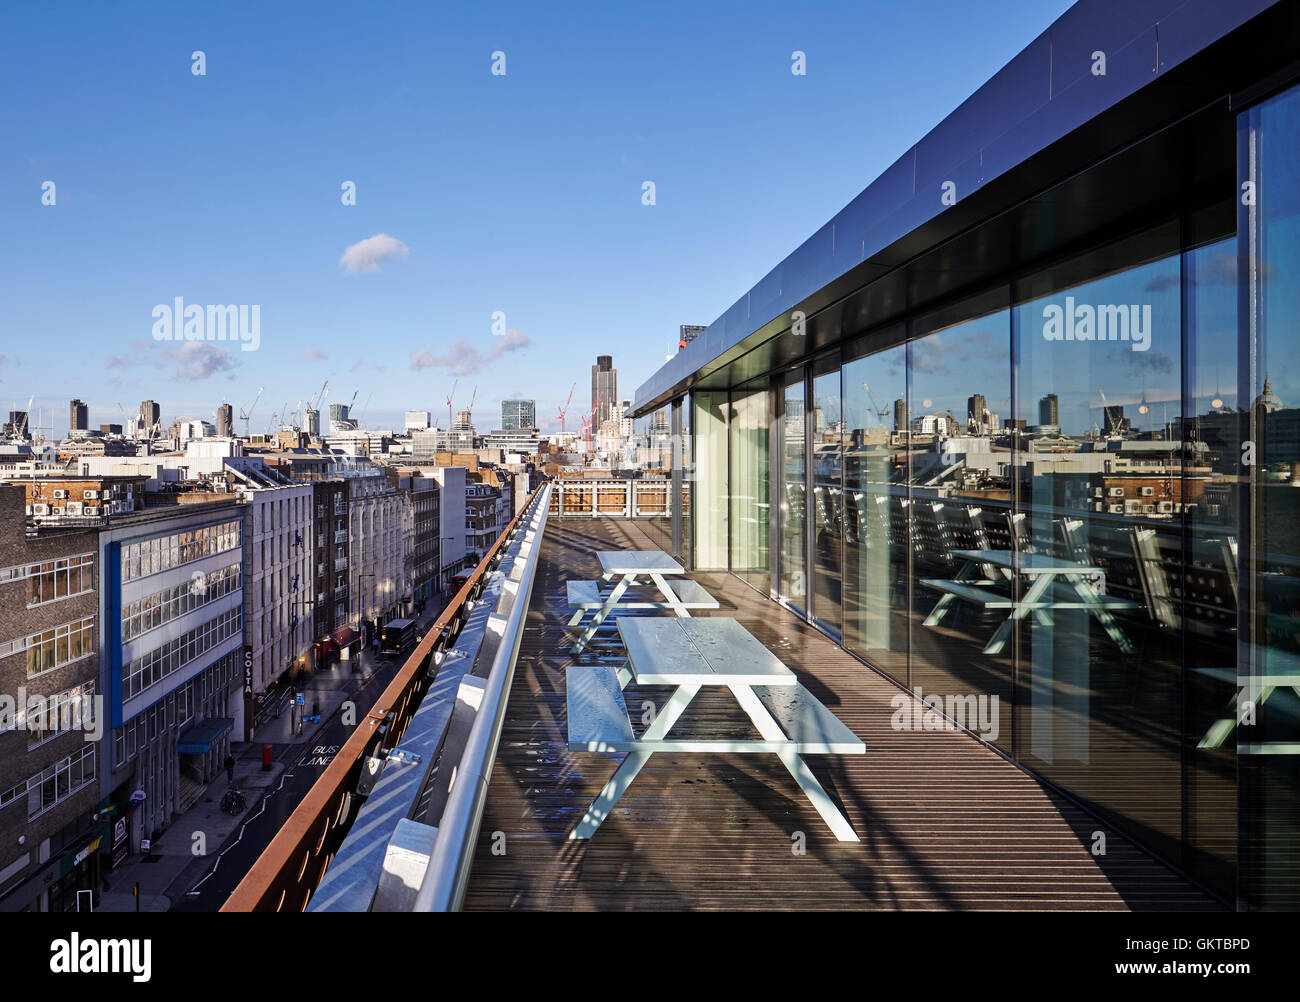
[567,549,718,654]
[921,549,1138,655]
[1194,650,1300,752]
[566,617,865,841]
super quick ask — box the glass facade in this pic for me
[1238,81,1300,911]
[669,79,1300,907]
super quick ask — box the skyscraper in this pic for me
[591,356,617,429]
[893,398,907,432]
[303,408,320,437]
[217,402,234,437]
[966,393,987,430]
[69,399,88,433]
[501,399,536,431]
[139,399,160,432]
[1039,393,1059,427]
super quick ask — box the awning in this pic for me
[331,626,359,648]
[177,717,234,754]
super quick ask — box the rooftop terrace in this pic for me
[459,518,1221,911]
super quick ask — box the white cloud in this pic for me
[339,233,409,274]
[410,331,530,377]
[299,346,328,361]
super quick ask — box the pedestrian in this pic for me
[224,753,236,784]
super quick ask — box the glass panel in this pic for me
[1013,226,1183,857]
[843,330,909,681]
[778,369,807,610]
[1181,229,1239,900]
[729,380,770,591]
[908,292,1012,750]
[811,354,843,635]
[1239,81,1300,911]
[692,391,729,570]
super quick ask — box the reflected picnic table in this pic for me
[921,549,1138,655]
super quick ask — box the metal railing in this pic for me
[550,477,685,518]
[220,480,549,912]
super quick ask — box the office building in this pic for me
[69,399,88,434]
[0,486,103,912]
[591,356,617,429]
[628,0,1300,909]
[216,403,234,438]
[303,408,319,438]
[501,399,536,432]
[1039,393,1060,428]
[138,401,160,434]
[404,411,431,433]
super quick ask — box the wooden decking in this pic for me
[461,519,1224,911]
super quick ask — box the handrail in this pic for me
[220,481,547,912]
[415,482,550,910]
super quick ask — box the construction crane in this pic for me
[307,379,328,416]
[862,383,892,426]
[357,391,373,428]
[239,386,264,437]
[556,381,576,434]
[444,378,458,431]
[465,385,477,426]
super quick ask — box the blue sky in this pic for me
[0,0,1077,437]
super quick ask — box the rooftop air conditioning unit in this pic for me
[67,502,83,515]
[1108,504,1124,514]
[84,489,99,499]
[1094,502,1104,512]
[1108,487,1125,497]
[1157,502,1174,513]
[33,504,49,515]
[1142,504,1155,514]
[25,505,32,515]
[85,506,99,516]
[1093,487,1104,498]
[1140,486,1155,497]
[53,489,67,499]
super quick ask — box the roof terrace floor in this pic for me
[462,518,1224,911]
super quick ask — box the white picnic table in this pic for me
[1194,651,1300,752]
[566,549,718,654]
[566,616,865,842]
[921,549,1138,655]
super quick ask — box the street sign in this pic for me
[296,693,305,706]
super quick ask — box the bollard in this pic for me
[262,743,272,771]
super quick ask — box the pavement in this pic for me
[99,605,446,912]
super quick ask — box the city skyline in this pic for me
[1,0,1077,439]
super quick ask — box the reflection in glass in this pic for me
[692,392,728,569]
[812,355,844,636]
[1014,228,1184,862]
[843,335,908,680]
[907,300,1014,750]
[729,381,770,591]
[1240,81,1300,911]
[779,370,807,610]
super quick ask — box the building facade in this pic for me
[500,399,536,431]
[0,487,103,913]
[629,0,1300,910]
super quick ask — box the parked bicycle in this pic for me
[220,787,247,815]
